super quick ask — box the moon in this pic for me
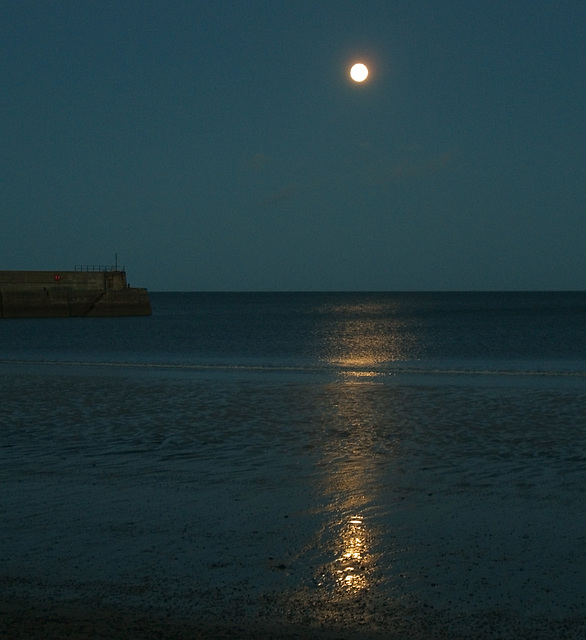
[350,63,368,82]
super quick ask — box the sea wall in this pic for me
[0,270,151,318]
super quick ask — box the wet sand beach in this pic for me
[2,368,586,639]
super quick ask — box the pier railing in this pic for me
[74,265,125,273]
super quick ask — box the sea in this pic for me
[1,291,586,638]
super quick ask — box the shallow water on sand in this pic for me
[2,363,586,637]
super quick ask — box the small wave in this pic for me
[1,358,585,380]
[384,367,586,379]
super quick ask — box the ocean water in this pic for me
[2,292,586,637]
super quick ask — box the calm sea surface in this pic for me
[1,292,586,637]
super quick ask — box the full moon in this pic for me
[350,63,368,82]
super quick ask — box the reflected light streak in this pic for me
[335,514,369,592]
[314,382,388,597]
[320,301,421,375]
[312,300,408,601]
[317,512,374,595]
[341,370,379,379]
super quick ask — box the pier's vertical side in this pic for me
[0,269,152,318]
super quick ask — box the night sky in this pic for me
[2,1,585,291]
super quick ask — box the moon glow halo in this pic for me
[350,63,369,82]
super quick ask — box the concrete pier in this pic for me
[0,269,151,318]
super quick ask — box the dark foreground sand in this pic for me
[0,600,400,640]
[3,596,586,640]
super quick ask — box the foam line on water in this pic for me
[1,358,585,379]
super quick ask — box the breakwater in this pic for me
[0,269,151,318]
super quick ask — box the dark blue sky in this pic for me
[2,1,584,290]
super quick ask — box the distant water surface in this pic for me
[1,292,586,638]
[2,291,586,376]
